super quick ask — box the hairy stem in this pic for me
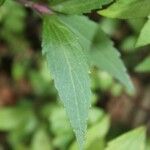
[16,0,53,15]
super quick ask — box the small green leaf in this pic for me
[85,115,110,150]
[70,115,110,150]
[99,0,150,19]
[146,138,150,150]
[0,0,5,6]
[105,127,146,150]
[90,28,134,92]
[135,56,150,72]
[42,15,91,150]
[31,128,52,150]
[60,15,133,92]
[0,105,33,131]
[0,107,22,131]
[136,19,150,47]
[52,0,112,15]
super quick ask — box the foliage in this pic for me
[0,0,150,150]
[105,127,146,150]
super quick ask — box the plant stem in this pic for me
[16,0,53,15]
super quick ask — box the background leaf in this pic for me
[70,115,110,150]
[99,0,150,19]
[90,27,134,92]
[0,104,35,131]
[0,0,5,6]
[135,56,150,72]
[105,127,146,150]
[42,15,91,150]
[136,19,150,47]
[31,128,52,150]
[52,0,112,15]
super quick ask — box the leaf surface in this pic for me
[105,127,146,150]
[31,128,52,150]
[136,19,150,47]
[90,28,134,92]
[42,15,91,150]
[135,56,150,72]
[52,0,113,14]
[0,0,5,6]
[70,115,110,150]
[60,16,134,91]
[99,0,150,19]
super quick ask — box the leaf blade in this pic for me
[52,0,113,15]
[136,19,150,47]
[60,15,134,92]
[99,0,150,19]
[135,56,150,72]
[105,127,146,150]
[42,15,91,150]
[90,28,134,92]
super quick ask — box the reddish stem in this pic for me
[16,0,53,15]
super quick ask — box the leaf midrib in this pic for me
[51,21,82,132]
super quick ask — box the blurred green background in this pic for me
[0,1,150,150]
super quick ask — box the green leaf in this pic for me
[136,19,150,47]
[42,15,91,150]
[49,106,72,136]
[0,0,5,6]
[90,28,134,92]
[70,115,110,150]
[0,105,33,131]
[105,127,146,150]
[49,0,67,5]
[31,128,52,150]
[59,15,97,53]
[0,107,22,131]
[85,115,110,150]
[52,0,112,15]
[99,0,150,19]
[146,138,150,150]
[135,56,150,72]
[60,15,133,92]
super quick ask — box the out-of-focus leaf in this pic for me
[99,0,150,19]
[128,19,145,34]
[42,15,91,150]
[0,104,34,131]
[60,16,133,92]
[52,0,113,15]
[49,107,72,136]
[0,0,25,33]
[8,107,37,149]
[135,56,150,72]
[31,128,52,150]
[53,134,73,150]
[0,0,27,52]
[146,138,150,150]
[100,18,119,36]
[88,108,104,126]
[110,83,123,97]
[0,107,21,131]
[70,115,110,150]
[90,28,134,92]
[105,127,146,150]
[121,36,137,52]
[136,19,150,47]
[85,115,110,150]
[0,0,5,6]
